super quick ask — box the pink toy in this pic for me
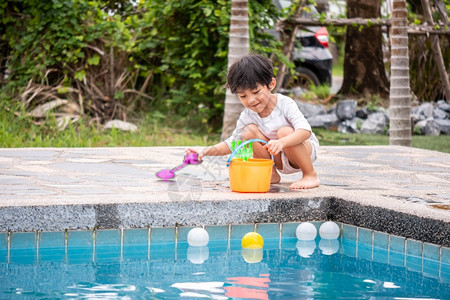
[156,152,202,180]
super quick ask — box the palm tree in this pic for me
[389,0,411,146]
[220,0,249,140]
[341,0,389,98]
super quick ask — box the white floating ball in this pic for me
[187,246,209,264]
[296,240,316,258]
[296,222,317,241]
[187,227,209,247]
[319,221,340,239]
[319,239,339,255]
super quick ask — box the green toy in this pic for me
[231,140,253,161]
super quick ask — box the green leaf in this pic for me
[114,91,124,100]
[87,54,100,65]
[74,70,86,81]
[57,87,69,94]
[203,7,212,17]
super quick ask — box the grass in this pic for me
[332,49,344,78]
[0,101,448,153]
[0,106,219,148]
[315,128,449,153]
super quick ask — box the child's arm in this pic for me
[187,141,231,160]
[264,129,311,156]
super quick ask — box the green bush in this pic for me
[0,0,280,132]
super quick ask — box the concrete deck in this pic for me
[0,146,449,246]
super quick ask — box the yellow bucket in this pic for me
[228,158,273,193]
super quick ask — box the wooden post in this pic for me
[420,0,450,100]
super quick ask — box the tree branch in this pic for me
[286,17,450,35]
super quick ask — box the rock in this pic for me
[435,119,450,135]
[296,101,326,118]
[360,112,387,134]
[411,112,426,124]
[356,107,369,119]
[338,118,360,134]
[291,87,307,98]
[416,102,434,118]
[327,106,336,114]
[437,100,450,113]
[434,107,447,120]
[336,99,357,121]
[308,113,339,128]
[103,120,138,132]
[29,99,68,118]
[289,98,449,136]
[415,118,441,136]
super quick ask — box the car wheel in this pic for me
[283,67,320,89]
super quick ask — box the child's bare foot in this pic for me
[271,169,281,184]
[289,175,320,190]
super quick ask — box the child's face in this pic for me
[236,79,275,114]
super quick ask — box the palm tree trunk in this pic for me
[389,0,411,146]
[221,0,249,141]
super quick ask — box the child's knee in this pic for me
[242,124,261,139]
[277,127,294,138]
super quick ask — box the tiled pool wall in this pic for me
[0,197,448,246]
[0,221,449,280]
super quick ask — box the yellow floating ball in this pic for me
[241,232,264,249]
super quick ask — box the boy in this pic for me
[189,54,319,189]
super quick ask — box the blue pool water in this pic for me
[0,236,449,299]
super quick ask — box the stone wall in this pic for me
[295,99,450,136]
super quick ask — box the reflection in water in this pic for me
[319,239,339,255]
[241,248,263,263]
[225,274,270,300]
[187,246,209,264]
[296,240,316,258]
[171,282,226,299]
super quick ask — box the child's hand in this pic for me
[264,140,284,156]
[186,148,205,161]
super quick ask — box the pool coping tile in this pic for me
[151,227,175,244]
[11,232,37,250]
[423,242,440,261]
[0,232,8,251]
[442,246,450,264]
[205,225,229,241]
[40,231,65,248]
[373,231,389,250]
[406,239,422,258]
[389,235,406,254]
[123,228,149,246]
[230,224,254,240]
[342,224,357,241]
[358,227,373,246]
[95,229,121,246]
[68,230,93,247]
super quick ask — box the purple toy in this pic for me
[156,152,202,180]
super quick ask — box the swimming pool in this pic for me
[1,222,449,299]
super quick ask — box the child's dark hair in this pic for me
[225,54,274,94]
